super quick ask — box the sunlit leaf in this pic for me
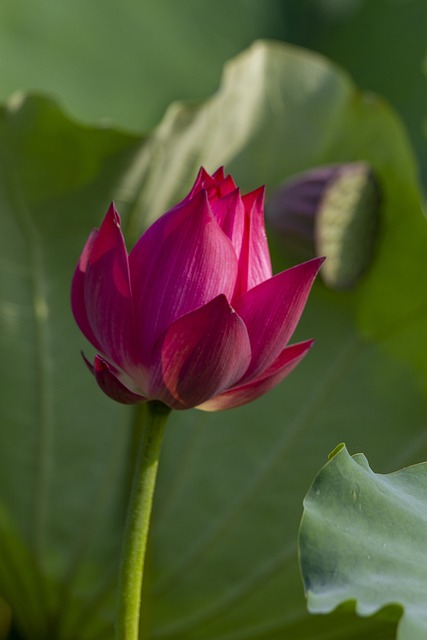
[0,0,282,131]
[300,444,427,640]
[0,94,144,639]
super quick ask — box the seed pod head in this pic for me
[266,163,381,289]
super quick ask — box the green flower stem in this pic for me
[115,401,171,640]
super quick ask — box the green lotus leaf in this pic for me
[300,445,427,640]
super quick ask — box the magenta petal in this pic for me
[187,167,237,201]
[198,340,313,411]
[244,187,272,287]
[150,295,251,410]
[210,188,245,258]
[129,191,239,362]
[72,204,136,369]
[212,174,238,199]
[186,167,216,199]
[88,355,146,405]
[235,257,323,380]
[71,229,103,351]
[233,187,273,298]
[212,166,225,182]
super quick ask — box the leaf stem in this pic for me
[115,401,171,640]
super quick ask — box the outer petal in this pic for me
[71,203,136,370]
[210,188,245,258]
[86,354,146,405]
[71,229,103,351]
[235,257,323,380]
[198,339,313,411]
[149,295,251,410]
[233,187,273,299]
[129,191,239,363]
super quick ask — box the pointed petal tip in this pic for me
[196,166,212,182]
[212,166,225,180]
[304,255,325,267]
[307,254,326,276]
[292,255,326,279]
[188,167,219,199]
[183,188,216,224]
[252,185,266,201]
[243,185,266,212]
[104,201,122,229]
[307,255,326,280]
[86,354,146,405]
[81,350,94,373]
[300,337,315,351]
[205,292,240,316]
[180,185,210,210]
[88,201,128,267]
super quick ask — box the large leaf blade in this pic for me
[300,445,427,640]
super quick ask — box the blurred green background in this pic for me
[1,0,426,181]
[1,1,427,639]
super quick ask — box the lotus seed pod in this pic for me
[266,163,380,289]
[315,163,380,289]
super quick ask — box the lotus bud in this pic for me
[72,168,323,410]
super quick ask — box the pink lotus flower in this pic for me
[71,168,322,411]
